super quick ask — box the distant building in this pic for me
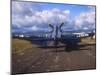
[73,32,89,37]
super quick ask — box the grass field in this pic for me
[12,39,38,55]
[80,37,96,45]
[12,37,96,55]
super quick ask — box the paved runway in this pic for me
[12,44,96,74]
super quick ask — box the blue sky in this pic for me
[12,1,96,33]
[33,3,92,17]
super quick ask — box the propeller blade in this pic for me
[49,24,54,32]
[49,24,53,28]
[60,22,64,28]
[59,22,64,32]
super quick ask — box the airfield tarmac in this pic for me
[12,38,96,74]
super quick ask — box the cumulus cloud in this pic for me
[12,1,96,33]
[74,5,96,30]
[74,11,95,30]
[12,2,70,32]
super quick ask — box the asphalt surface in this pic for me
[12,43,96,74]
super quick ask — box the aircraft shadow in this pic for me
[38,43,95,53]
